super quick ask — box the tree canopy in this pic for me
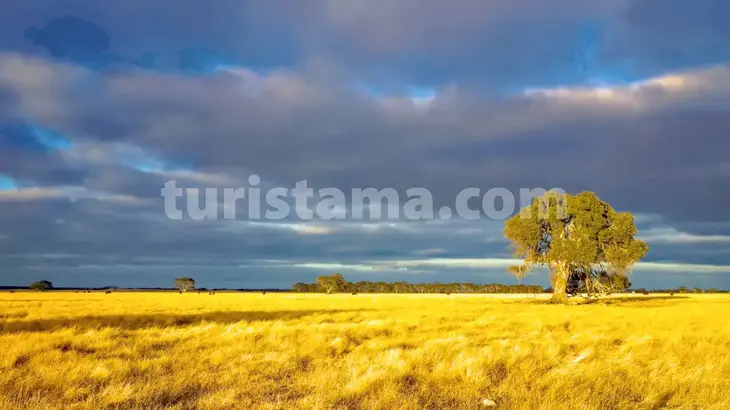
[316,274,348,294]
[30,280,53,291]
[174,277,196,292]
[504,191,648,302]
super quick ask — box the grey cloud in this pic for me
[2,1,728,87]
[1,54,729,222]
[1,2,729,288]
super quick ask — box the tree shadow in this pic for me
[524,295,690,306]
[0,309,369,333]
[591,295,689,302]
[578,295,690,306]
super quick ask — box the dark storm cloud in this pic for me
[0,1,729,289]
[3,55,728,219]
[615,0,730,74]
[1,1,728,86]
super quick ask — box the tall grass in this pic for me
[0,292,728,409]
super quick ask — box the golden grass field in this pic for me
[0,292,728,410]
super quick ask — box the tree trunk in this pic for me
[551,264,569,303]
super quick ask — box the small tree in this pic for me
[174,277,195,292]
[316,274,348,294]
[504,191,648,303]
[292,282,308,293]
[30,280,53,291]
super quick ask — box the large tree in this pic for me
[504,191,648,302]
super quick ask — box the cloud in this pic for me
[1,1,727,86]
[639,228,730,244]
[0,186,142,204]
[290,262,378,272]
[633,261,730,274]
[361,257,730,275]
[235,222,338,236]
[0,3,729,288]
[3,53,729,218]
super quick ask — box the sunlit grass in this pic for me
[0,292,728,409]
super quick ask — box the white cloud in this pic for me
[290,262,376,271]
[361,257,730,275]
[0,186,143,204]
[523,66,730,109]
[633,261,730,274]
[376,258,519,269]
[639,227,730,244]
[221,221,337,236]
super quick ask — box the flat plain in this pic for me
[0,292,728,409]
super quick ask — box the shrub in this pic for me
[29,280,53,291]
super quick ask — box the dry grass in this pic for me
[0,292,728,409]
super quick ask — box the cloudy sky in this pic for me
[1,1,729,289]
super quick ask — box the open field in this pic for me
[0,292,728,409]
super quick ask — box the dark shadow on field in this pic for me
[0,309,369,333]
[585,296,690,303]
[524,295,690,306]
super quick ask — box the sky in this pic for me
[0,1,729,290]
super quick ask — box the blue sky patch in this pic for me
[0,123,72,153]
[0,175,18,191]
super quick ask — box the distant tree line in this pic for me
[293,274,545,294]
[642,286,729,294]
[14,278,729,295]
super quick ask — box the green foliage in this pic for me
[567,270,631,295]
[174,277,196,292]
[504,191,648,301]
[29,280,53,291]
[508,265,530,282]
[316,274,348,294]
